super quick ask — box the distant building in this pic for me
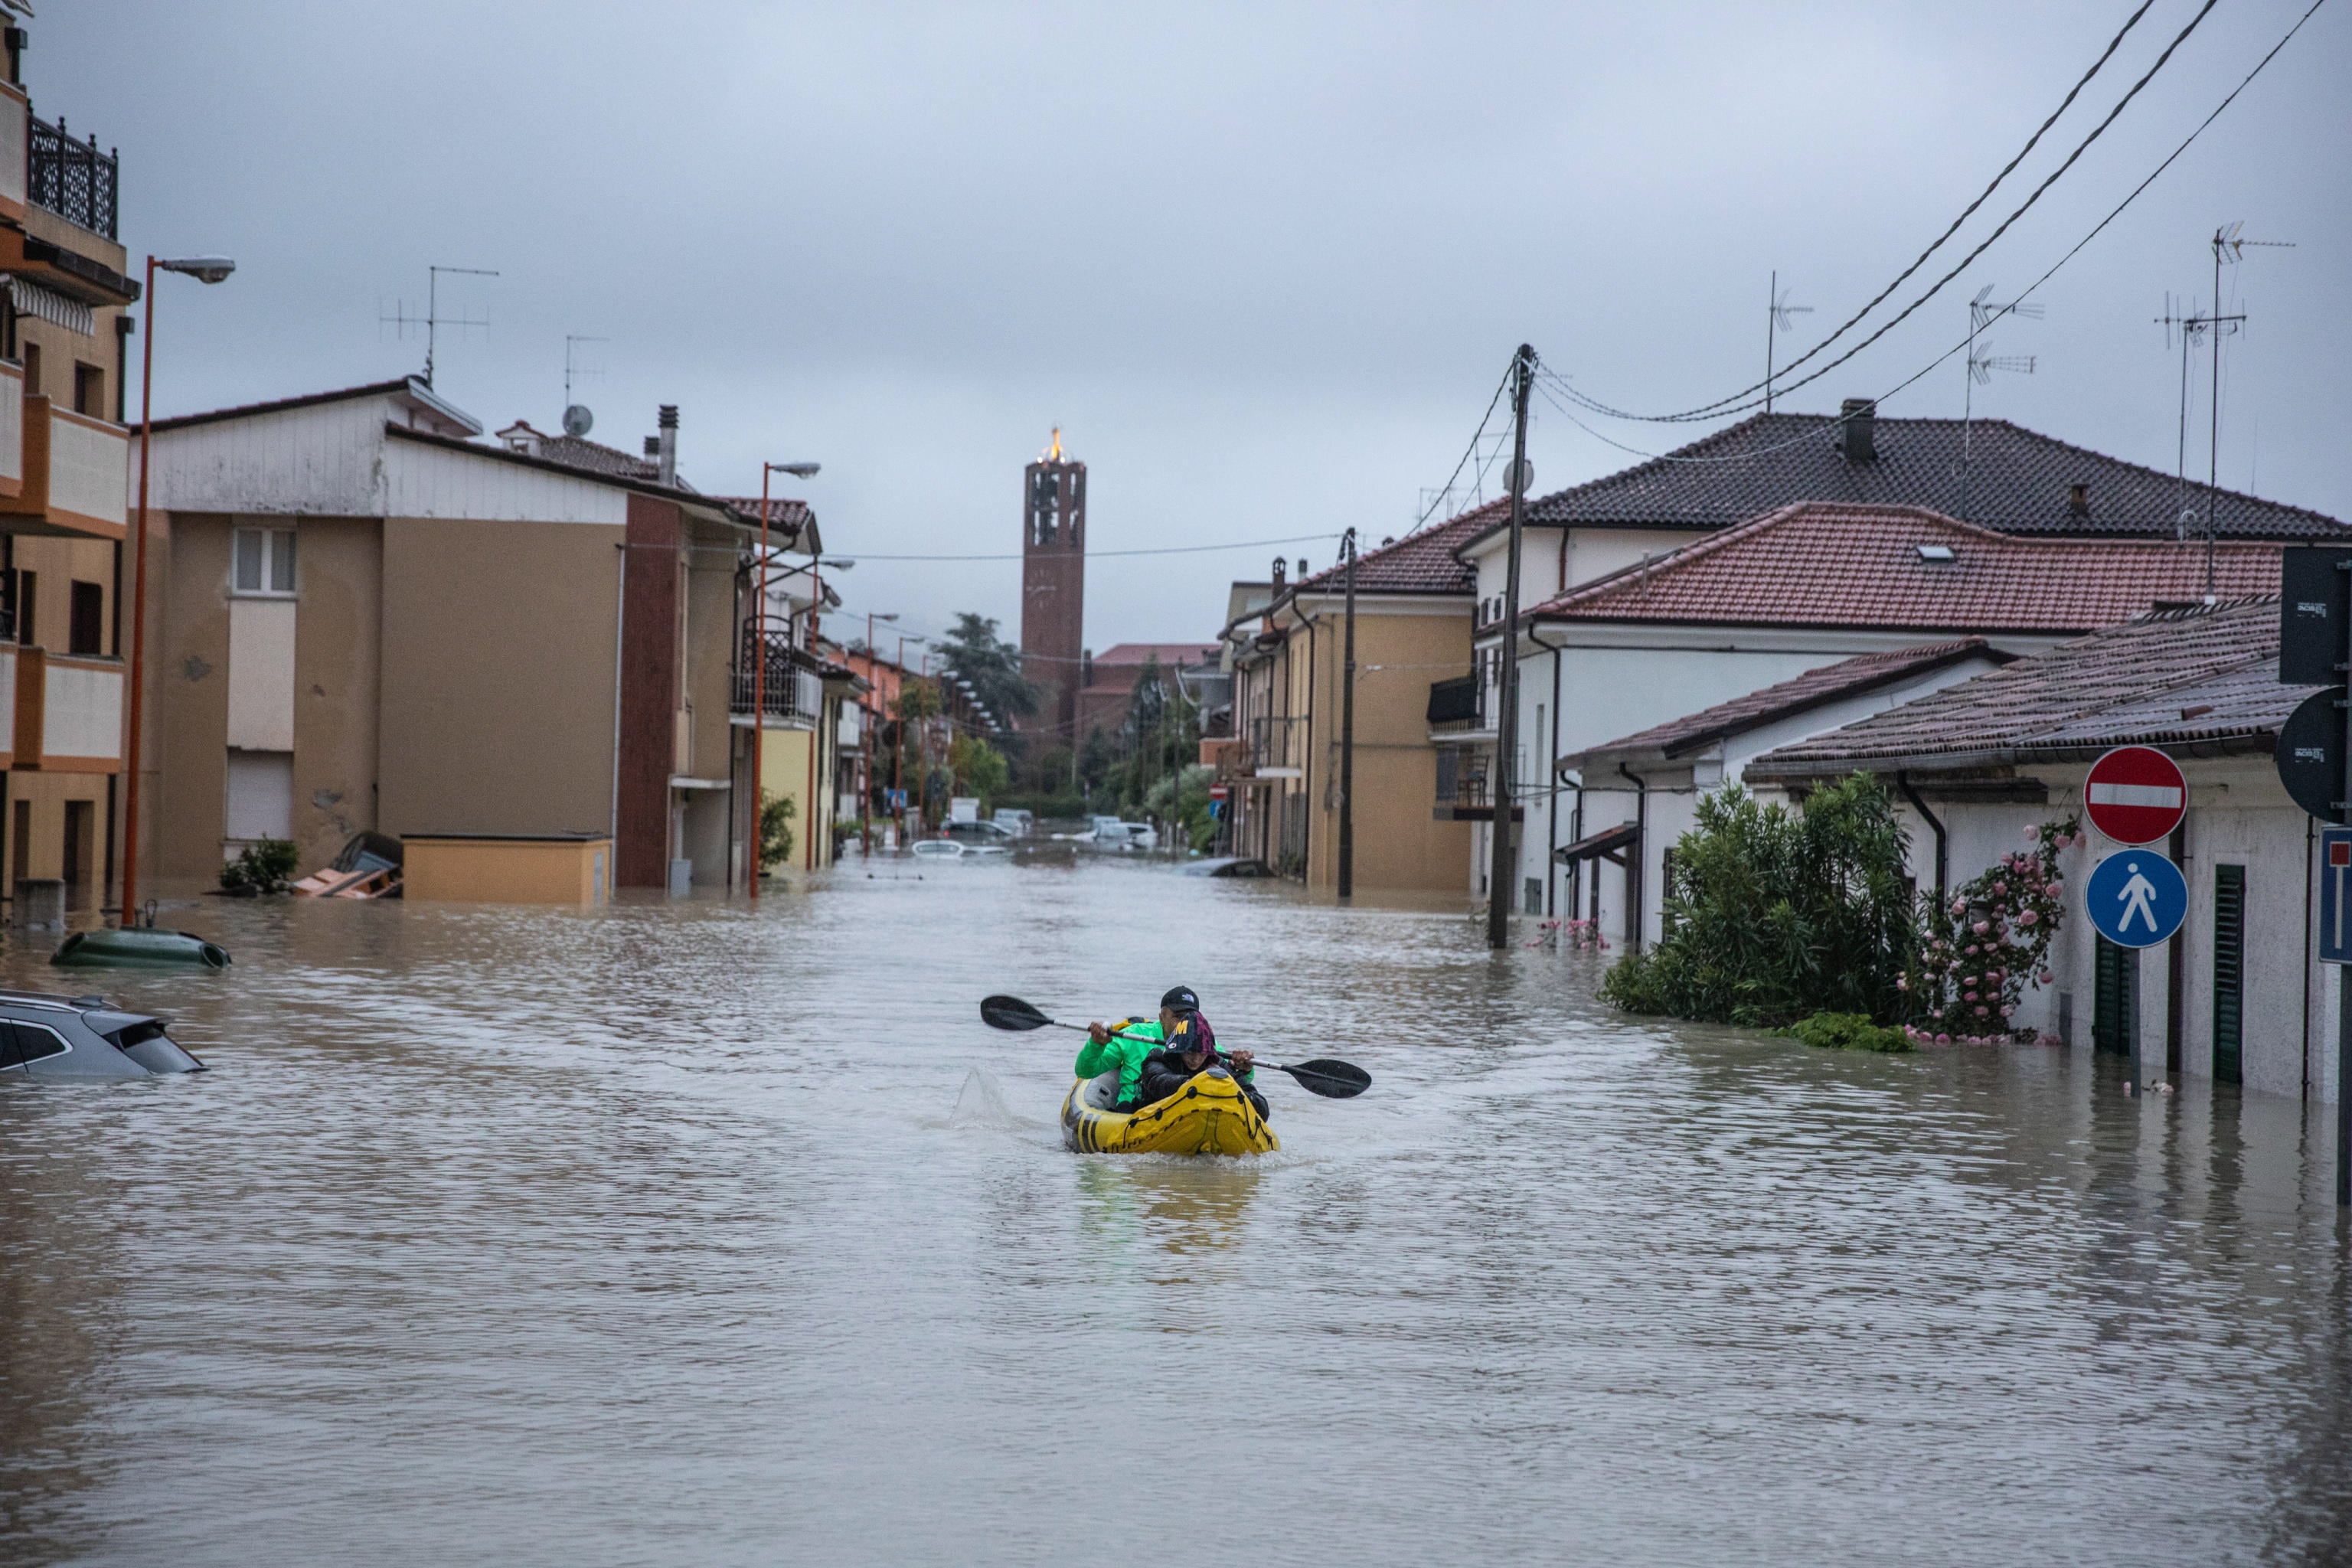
[1020,430,1086,746]
[1074,642,1223,742]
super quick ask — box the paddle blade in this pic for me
[1276,1058,1371,1099]
[980,995,1054,1032]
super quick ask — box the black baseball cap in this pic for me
[1160,985,1201,1015]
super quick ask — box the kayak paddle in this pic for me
[978,994,1372,1099]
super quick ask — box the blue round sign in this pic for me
[2085,850,2187,949]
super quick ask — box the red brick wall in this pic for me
[616,494,680,887]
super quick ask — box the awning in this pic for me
[4,275,95,336]
[1553,820,1638,866]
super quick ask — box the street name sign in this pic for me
[2323,829,2352,965]
[2083,745,2187,846]
[2085,850,2186,949]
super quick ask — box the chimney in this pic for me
[1296,557,1308,578]
[2066,482,2090,518]
[655,404,679,488]
[1271,557,1287,588]
[1837,398,1877,461]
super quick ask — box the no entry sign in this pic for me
[2084,745,2186,846]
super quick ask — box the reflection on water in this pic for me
[1,860,2349,1566]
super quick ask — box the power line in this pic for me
[1674,0,2156,423]
[1561,0,2223,426]
[1532,0,2329,462]
[846,530,1342,562]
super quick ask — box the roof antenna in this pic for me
[1762,271,1811,415]
[381,264,499,386]
[1956,285,2043,524]
[2200,222,2292,596]
[563,333,607,437]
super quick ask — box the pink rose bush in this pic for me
[1903,815,2076,1044]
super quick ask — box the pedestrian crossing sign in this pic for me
[2085,849,2186,949]
[2321,828,2352,965]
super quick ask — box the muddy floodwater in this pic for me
[3,855,2350,1566]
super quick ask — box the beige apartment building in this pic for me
[0,21,139,907]
[1220,516,1490,892]
[144,382,777,893]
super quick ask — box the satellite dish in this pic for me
[562,404,593,438]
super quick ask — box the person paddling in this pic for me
[1080,985,1261,1117]
[1132,986,1267,1121]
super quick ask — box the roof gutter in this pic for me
[1894,770,1948,898]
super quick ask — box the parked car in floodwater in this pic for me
[0,990,205,1081]
[991,809,1034,838]
[942,820,1018,846]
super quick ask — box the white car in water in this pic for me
[1120,822,1158,850]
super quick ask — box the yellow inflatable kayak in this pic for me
[1062,1067,1279,1155]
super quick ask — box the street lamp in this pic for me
[750,458,818,900]
[121,254,235,925]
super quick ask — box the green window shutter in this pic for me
[2093,936,2139,1057]
[2212,864,2245,1085]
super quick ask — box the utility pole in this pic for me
[1485,345,1535,951]
[1338,527,1358,899]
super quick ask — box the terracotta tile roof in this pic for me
[1558,640,2007,770]
[1289,499,1505,598]
[1508,411,2347,541]
[1089,642,1224,667]
[1527,502,2282,635]
[705,496,816,537]
[1745,597,2315,777]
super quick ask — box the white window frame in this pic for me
[230,526,297,598]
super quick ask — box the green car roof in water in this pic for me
[51,929,232,969]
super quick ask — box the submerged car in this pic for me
[0,989,205,1081]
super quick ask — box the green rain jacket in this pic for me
[1073,1017,1162,1105]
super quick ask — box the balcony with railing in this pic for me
[1433,745,1524,823]
[1426,674,1488,740]
[28,113,117,240]
[0,395,129,538]
[1243,714,1307,779]
[730,623,824,729]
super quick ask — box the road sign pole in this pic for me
[2340,560,2350,1207]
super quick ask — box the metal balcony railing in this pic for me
[732,625,823,725]
[28,116,117,240]
[1246,714,1307,773]
[1426,675,1485,736]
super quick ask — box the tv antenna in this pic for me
[564,333,607,437]
[1761,270,1812,414]
[1955,285,2043,523]
[381,264,499,386]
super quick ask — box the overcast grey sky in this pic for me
[41,0,2352,650]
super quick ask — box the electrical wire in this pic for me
[1559,0,2223,425]
[1638,0,2157,423]
[1532,0,2329,463]
[848,531,1341,562]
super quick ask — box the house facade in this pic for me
[1465,403,2350,924]
[1521,503,2285,943]
[146,382,766,892]
[0,23,139,909]
[1745,599,2331,1106]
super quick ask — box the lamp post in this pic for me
[120,254,234,926]
[748,460,818,900]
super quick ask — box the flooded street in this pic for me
[4,856,2350,1566]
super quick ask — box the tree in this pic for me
[1599,775,1914,1028]
[949,734,1011,805]
[939,612,1040,724]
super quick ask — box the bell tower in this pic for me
[1021,429,1086,743]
